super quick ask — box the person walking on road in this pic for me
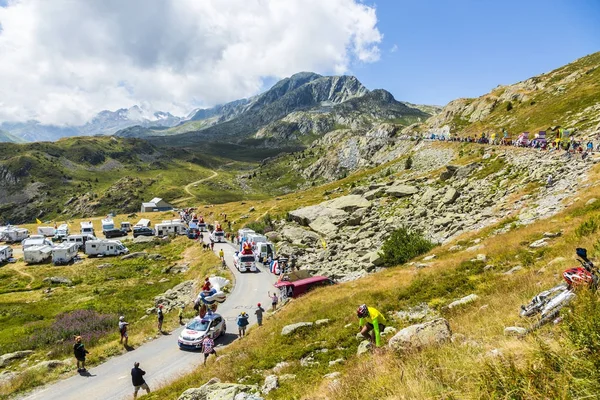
[73,336,89,372]
[157,305,164,333]
[178,305,185,325]
[131,362,151,399]
[268,291,279,311]
[237,312,249,337]
[255,303,265,326]
[119,316,129,347]
[202,335,217,366]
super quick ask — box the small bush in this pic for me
[404,156,413,170]
[380,227,434,267]
[575,217,599,237]
[506,101,513,111]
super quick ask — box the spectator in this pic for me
[157,305,164,333]
[73,336,89,372]
[202,335,217,366]
[268,291,279,311]
[178,305,185,325]
[237,312,249,337]
[119,316,129,347]
[255,303,265,326]
[131,362,151,399]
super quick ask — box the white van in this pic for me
[53,224,69,241]
[254,242,276,263]
[101,218,115,232]
[37,226,56,236]
[80,221,95,235]
[66,234,97,250]
[233,251,257,272]
[120,222,132,232]
[23,245,52,264]
[155,220,187,236]
[52,242,79,265]
[134,218,151,228]
[0,245,13,263]
[85,240,129,257]
[247,234,267,246]
[22,236,53,250]
[237,228,255,243]
[3,228,29,243]
[210,230,225,243]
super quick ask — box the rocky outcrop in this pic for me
[151,280,196,313]
[281,322,313,336]
[388,318,452,352]
[178,379,262,400]
[0,350,33,368]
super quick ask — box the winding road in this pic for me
[21,237,277,400]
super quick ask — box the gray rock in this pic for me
[309,217,339,237]
[440,165,458,181]
[357,340,372,355]
[323,195,372,212]
[328,358,345,366]
[385,185,418,197]
[447,294,479,309]
[315,319,330,326]
[26,360,67,371]
[43,276,72,285]
[0,371,17,385]
[423,255,436,261]
[133,235,155,243]
[178,381,261,400]
[381,326,397,337]
[529,239,548,248]
[272,362,290,373]
[278,374,296,381]
[395,303,437,322]
[476,254,487,262]
[367,251,385,266]
[543,231,562,238]
[388,318,452,352]
[288,206,348,226]
[121,252,147,260]
[504,326,527,336]
[504,265,523,275]
[281,226,321,246]
[0,350,34,367]
[442,187,460,204]
[163,263,190,274]
[586,198,597,206]
[323,372,341,379]
[281,322,313,336]
[363,187,385,200]
[261,375,278,394]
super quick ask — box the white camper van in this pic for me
[37,226,56,236]
[210,229,225,243]
[134,218,151,228]
[254,242,276,263]
[120,222,132,232]
[0,245,13,263]
[101,218,115,232]
[23,245,52,264]
[52,242,79,265]
[237,228,256,243]
[247,234,267,246]
[80,221,95,235]
[85,240,129,257]
[155,220,186,236]
[53,224,69,242]
[3,227,29,243]
[66,234,97,250]
[22,236,52,250]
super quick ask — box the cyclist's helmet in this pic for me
[357,304,369,318]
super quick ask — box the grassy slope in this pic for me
[448,52,600,136]
[0,235,226,397]
[144,144,600,400]
[0,130,26,144]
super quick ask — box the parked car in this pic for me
[133,226,154,238]
[178,313,226,350]
[103,228,127,238]
[187,228,200,240]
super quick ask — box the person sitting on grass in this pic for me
[357,304,387,347]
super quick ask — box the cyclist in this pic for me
[357,304,387,347]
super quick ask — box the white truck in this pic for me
[233,252,257,273]
[52,242,79,265]
[3,227,29,243]
[254,242,276,263]
[0,245,13,263]
[155,220,187,236]
[85,240,129,257]
[23,245,52,264]
[37,226,56,236]
[211,229,225,243]
[237,228,255,243]
[22,236,53,250]
[66,234,97,250]
[80,221,95,235]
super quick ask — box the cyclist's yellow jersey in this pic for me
[359,307,387,346]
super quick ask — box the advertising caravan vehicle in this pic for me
[0,245,13,263]
[155,220,187,236]
[274,276,335,299]
[197,216,207,232]
[247,234,267,247]
[85,240,129,257]
[22,236,52,250]
[255,242,276,263]
[237,228,255,244]
[66,234,97,250]
[178,312,226,350]
[234,242,257,272]
[80,221,95,236]
[3,227,29,243]
[37,226,56,236]
[53,224,69,242]
[23,245,52,264]
[52,242,79,265]
[211,223,225,243]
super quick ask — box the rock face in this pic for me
[385,185,418,197]
[0,350,33,367]
[262,375,279,394]
[288,206,349,226]
[388,318,452,352]
[178,381,262,400]
[281,322,313,336]
[152,280,196,313]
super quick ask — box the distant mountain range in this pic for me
[0,105,183,143]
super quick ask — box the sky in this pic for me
[0,0,598,125]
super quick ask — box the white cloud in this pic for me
[0,0,382,125]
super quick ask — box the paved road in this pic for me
[21,238,277,400]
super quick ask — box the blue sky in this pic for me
[355,0,600,106]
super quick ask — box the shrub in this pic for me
[380,227,435,267]
[506,101,513,111]
[575,217,599,237]
[404,156,413,170]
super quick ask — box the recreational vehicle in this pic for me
[53,224,69,242]
[120,222,132,232]
[155,220,187,236]
[52,242,79,265]
[0,245,13,263]
[23,245,52,264]
[237,228,256,243]
[3,228,29,243]
[101,218,115,232]
[22,236,53,250]
[247,234,267,246]
[80,221,95,235]
[66,234,97,250]
[37,226,56,236]
[134,218,151,228]
[85,240,129,257]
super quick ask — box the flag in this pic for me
[36,218,42,224]
[270,260,278,274]
[321,238,327,249]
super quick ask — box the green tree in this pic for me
[380,227,435,267]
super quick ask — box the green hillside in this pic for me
[0,129,26,143]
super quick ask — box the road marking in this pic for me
[118,375,127,380]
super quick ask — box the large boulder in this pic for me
[288,206,348,226]
[388,318,452,352]
[43,276,72,285]
[261,375,278,394]
[178,382,261,400]
[281,322,313,336]
[442,187,460,205]
[309,217,339,237]
[447,294,479,309]
[0,350,34,368]
[385,185,418,198]
[323,195,372,212]
[281,227,321,246]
